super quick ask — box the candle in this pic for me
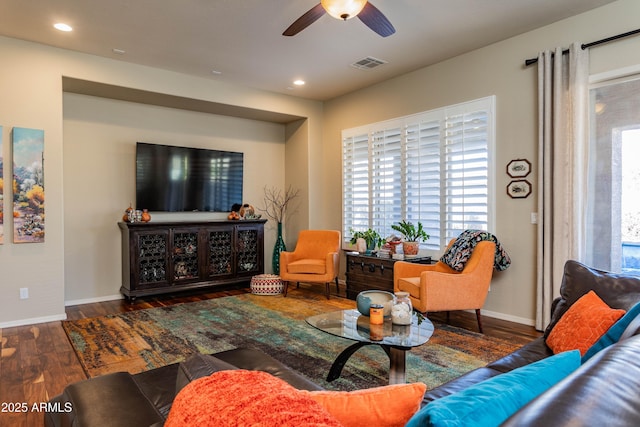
[369,304,384,325]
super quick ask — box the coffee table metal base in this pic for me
[327,342,408,385]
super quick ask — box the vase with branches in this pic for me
[260,185,300,274]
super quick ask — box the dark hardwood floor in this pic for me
[0,285,541,427]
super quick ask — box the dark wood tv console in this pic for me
[119,219,266,300]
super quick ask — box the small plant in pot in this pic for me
[349,228,383,254]
[391,220,429,258]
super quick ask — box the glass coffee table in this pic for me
[306,309,434,384]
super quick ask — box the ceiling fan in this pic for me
[283,0,395,38]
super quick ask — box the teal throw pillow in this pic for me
[582,301,640,362]
[405,350,580,427]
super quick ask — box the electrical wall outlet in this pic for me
[20,288,29,299]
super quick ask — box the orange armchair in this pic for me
[280,230,341,299]
[393,240,496,333]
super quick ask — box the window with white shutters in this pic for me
[342,96,495,252]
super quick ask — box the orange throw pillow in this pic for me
[546,290,625,356]
[300,383,427,427]
[165,370,342,427]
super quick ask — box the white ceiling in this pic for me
[0,0,617,101]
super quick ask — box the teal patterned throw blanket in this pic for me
[440,230,511,272]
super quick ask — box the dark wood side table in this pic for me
[344,251,433,300]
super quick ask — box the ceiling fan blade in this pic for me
[283,3,326,36]
[358,2,395,37]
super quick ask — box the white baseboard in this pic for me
[0,313,67,328]
[65,294,123,307]
[467,308,536,327]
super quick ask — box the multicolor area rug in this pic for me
[62,290,521,391]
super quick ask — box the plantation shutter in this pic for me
[343,133,370,236]
[342,96,494,252]
[443,107,490,242]
[405,119,442,250]
[370,127,402,238]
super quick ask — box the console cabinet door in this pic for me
[235,225,264,277]
[132,229,170,289]
[206,225,235,280]
[170,227,201,284]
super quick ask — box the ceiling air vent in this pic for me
[350,56,388,70]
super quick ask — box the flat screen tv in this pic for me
[136,142,243,212]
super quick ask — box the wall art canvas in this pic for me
[12,127,45,243]
[0,126,3,244]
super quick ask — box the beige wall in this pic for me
[322,0,640,325]
[62,93,288,302]
[0,36,322,327]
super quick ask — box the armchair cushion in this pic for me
[288,259,327,275]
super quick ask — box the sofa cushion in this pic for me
[582,300,640,362]
[546,290,625,356]
[288,258,327,274]
[544,260,640,338]
[165,370,342,427]
[301,383,426,427]
[405,350,580,427]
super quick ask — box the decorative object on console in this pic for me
[356,290,395,317]
[507,179,532,199]
[259,185,300,274]
[122,204,133,222]
[239,203,254,218]
[506,158,532,178]
[141,209,151,222]
[391,220,429,258]
[349,227,383,254]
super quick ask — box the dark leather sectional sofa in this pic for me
[45,260,640,427]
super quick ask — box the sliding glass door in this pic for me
[587,75,640,275]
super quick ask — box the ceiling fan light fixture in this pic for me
[321,0,367,21]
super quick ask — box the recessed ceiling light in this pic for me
[54,23,73,32]
[293,79,305,86]
[112,48,126,55]
[211,69,222,75]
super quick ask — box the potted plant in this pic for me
[349,228,383,254]
[391,220,429,258]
